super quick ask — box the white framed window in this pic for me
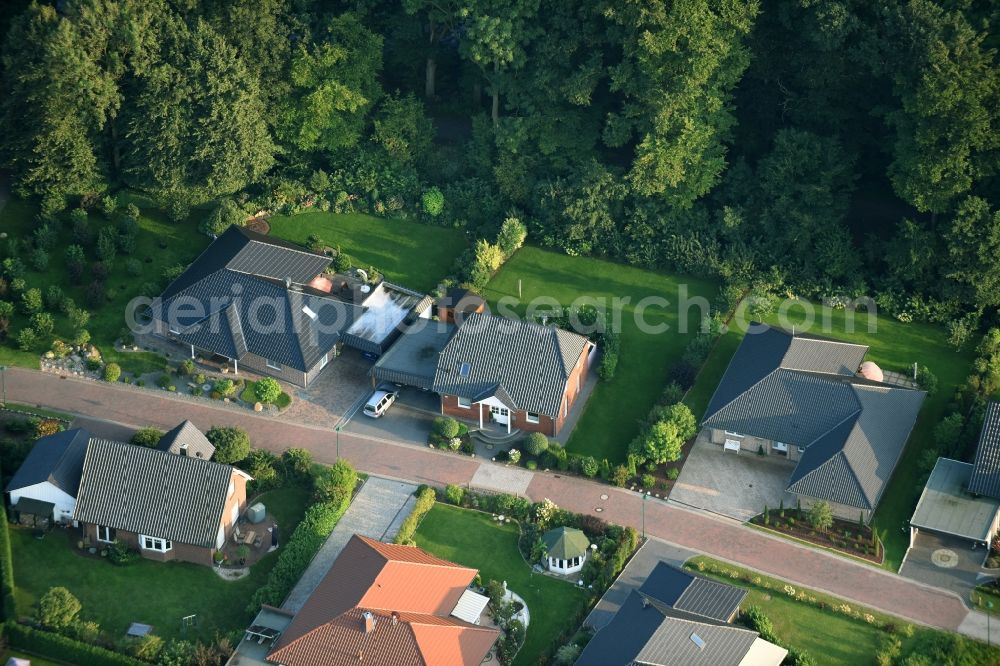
[563,398,568,417]
[96,525,115,543]
[457,396,472,409]
[725,431,746,438]
[140,535,172,552]
[526,412,540,424]
[228,481,235,497]
[266,360,282,371]
[319,352,330,370]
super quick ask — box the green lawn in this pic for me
[483,246,718,462]
[686,556,1000,665]
[684,300,977,570]
[0,194,209,370]
[414,503,590,666]
[10,487,309,642]
[267,211,468,293]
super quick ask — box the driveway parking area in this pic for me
[669,436,794,522]
[900,531,987,598]
[282,349,373,428]
[343,401,436,447]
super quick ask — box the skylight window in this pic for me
[690,633,706,650]
[302,305,317,320]
[459,362,471,376]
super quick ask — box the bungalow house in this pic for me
[260,534,499,666]
[701,323,925,522]
[150,226,432,387]
[74,438,250,566]
[431,313,595,435]
[577,562,786,666]
[6,428,89,526]
[908,402,1000,557]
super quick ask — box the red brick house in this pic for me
[73,438,251,566]
[431,312,595,436]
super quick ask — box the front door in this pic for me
[490,406,509,425]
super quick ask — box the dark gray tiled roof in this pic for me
[969,402,1000,499]
[5,429,89,495]
[156,420,216,460]
[432,313,590,418]
[639,562,746,624]
[787,385,926,510]
[576,591,784,666]
[74,438,240,547]
[372,323,456,390]
[160,264,361,373]
[703,323,925,512]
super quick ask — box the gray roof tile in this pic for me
[639,562,747,624]
[704,324,925,512]
[156,420,216,460]
[969,402,1000,499]
[432,313,590,417]
[6,429,89,495]
[74,439,240,547]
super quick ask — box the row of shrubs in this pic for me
[457,216,527,291]
[4,622,145,666]
[246,460,358,612]
[392,487,436,545]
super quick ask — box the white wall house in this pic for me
[9,482,77,524]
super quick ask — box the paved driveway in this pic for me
[669,437,794,522]
[900,532,988,598]
[344,403,436,447]
[585,538,695,631]
[282,349,373,428]
[281,476,418,613]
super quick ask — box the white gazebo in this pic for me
[541,526,590,575]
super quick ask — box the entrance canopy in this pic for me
[911,458,1000,543]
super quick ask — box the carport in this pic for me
[370,322,455,389]
[909,457,1000,558]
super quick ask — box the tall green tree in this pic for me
[944,196,1000,308]
[123,17,274,208]
[603,0,759,206]
[459,0,541,123]
[0,4,119,209]
[882,0,1000,213]
[402,0,462,98]
[276,13,383,155]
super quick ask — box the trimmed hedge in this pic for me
[393,487,436,545]
[0,467,16,620]
[246,462,359,612]
[5,622,144,666]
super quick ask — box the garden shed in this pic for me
[542,526,590,575]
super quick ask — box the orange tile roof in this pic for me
[267,535,499,666]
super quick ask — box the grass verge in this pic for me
[483,246,717,462]
[414,503,590,666]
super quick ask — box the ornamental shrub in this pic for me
[254,377,282,404]
[445,484,465,505]
[507,448,521,464]
[16,327,37,351]
[130,428,163,447]
[524,432,549,456]
[394,486,436,545]
[21,288,43,314]
[421,187,445,217]
[205,426,251,463]
[36,586,81,630]
[433,416,460,438]
[102,363,121,382]
[580,455,599,477]
[31,312,54,336]
[312,459,358,505]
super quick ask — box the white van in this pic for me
[363,387,397,418]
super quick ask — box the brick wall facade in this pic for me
[80,470,248,567]
[440,341,594,436]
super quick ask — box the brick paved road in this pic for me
[4,367,976,637]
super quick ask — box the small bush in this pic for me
[433,416,460,439]
[524,432,549,456]
[107,539,139,566]
[508,448,521,464]
[130,427,163,447]
[102,363,121,382]
[213,378,235,396]
[666,467,680,480]
[611,465,630,487]
[580,455,599,477]
[254,377,282,404]
[641,473,655,488]
[36,586,82,630]
[445,484,465,505]
[526,460,537,470]
[422,187,445,217]
[177,359,195,376]
[206,426,251,463]
[313,459,358,505]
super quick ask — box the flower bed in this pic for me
[750,507,882,564]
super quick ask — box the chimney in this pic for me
[285,277,291,289]
[391,611,399,626]
[362,611,376,634]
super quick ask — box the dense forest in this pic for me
[0,0,997,339]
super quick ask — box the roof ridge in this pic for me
[703,367,783,422]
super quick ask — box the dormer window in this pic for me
[459,362,471,376]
